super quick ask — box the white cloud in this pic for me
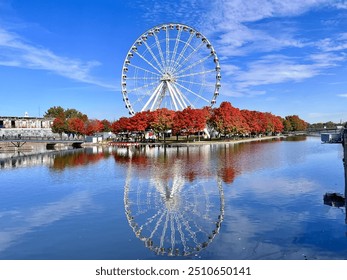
[316,33,347,52]
[0,27,117,90]
[221,52,345,96]
[338,93,347,97]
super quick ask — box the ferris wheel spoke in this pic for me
[174,41,205,73]
[143,41,165,73]
[177,78,215,87]
[141,82,164,112]
[126,76,159,81]
[176,53,213,75]
[133,87,157,108]
[148,209,167,239]
[175,69,215,79]
[169,27,183,71]
[127,80,159,94]
[177,212,199,245]
[128,64,161,77]
[174,32,195,70]
[134,51,163,74]
[175,81,210,103]
[153,32,166,70]
[166,27,170,69]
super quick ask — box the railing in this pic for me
[0,135,83,142]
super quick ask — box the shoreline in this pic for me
[161,135,286,147]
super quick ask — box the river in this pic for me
[0,136,346,260]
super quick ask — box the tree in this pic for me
[272,115,284,133]
[282,118,292,132]
[101,119,112,132]
[172,107,207,141]
[44,106,65,119]
[285,115,307,131]
[85,119,104,136]
[263,113,284,135]
[67,117,85,138]
[52,117,67,139]
[149,108,175,142]
[111,117,131,135]
[65,108,88,122]
[210,102,248,138]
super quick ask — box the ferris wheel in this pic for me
[122,150,225,257]
[121,23,221,115]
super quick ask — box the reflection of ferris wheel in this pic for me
[124,158,225,256]
[121,23,221,115]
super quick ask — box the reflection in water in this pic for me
[50,147,112,170]
[0,147,113,170]
[113,140,308,256]
[117,147,225,256]
[1,136,346,259]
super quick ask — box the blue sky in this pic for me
[0,0,346,123]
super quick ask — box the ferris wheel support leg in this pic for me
[142,82,164,112]
[203,128,210,139]
[167,84,179,111]
[150,84,166,111]
[173,82,194,108]
[167,82,184,110]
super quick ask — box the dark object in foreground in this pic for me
[324,192,345,208]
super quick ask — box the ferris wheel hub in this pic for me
[160,73,175,82]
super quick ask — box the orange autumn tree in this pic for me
[172,107,207,141]
[149,108,175,142]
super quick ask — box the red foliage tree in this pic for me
[111,117,131,134]
[52,117,67,139]
[67,117,85,138]
[149,108,175,141]
[85,119,104,136]
[172,107,207,140]
[211,102,248,137]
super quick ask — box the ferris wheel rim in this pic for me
[121,23,221,115]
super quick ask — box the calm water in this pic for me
[0,137,346,260]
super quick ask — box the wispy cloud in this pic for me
[224,52,345,96]
[338,93,347,97]
[0,27,117,90]
[196,0,347,96]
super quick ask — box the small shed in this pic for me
[85,136,103,143]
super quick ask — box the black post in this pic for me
[343,129,347,224]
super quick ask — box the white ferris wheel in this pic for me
[121,23,221,115]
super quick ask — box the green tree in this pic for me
[65,108,88,121]
[44,106,65,119]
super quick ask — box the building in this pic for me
[0,115,56,138]
[0,116,53,129]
